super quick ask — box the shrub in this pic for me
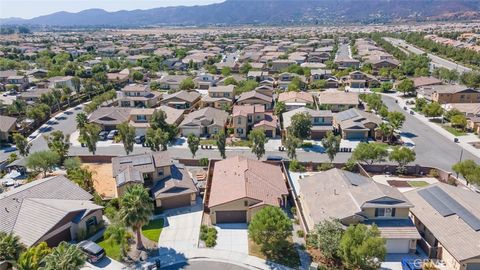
[200,225,217,247]
[199,158,209,167]
[428,169,439,178]
[205,236,216,247]
[300,142,313,148]
[290,206,297,216]
[318,163,334,171]
[296,230,305,238]
[289,160,305,172]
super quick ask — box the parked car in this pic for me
[78,240,105,263]
[135,135,145,144]
[99,131,108,141]
[107,130,118,140]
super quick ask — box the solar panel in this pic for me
[418,188,455,217]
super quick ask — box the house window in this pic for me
[244,200,248,206]
[158,168,164,176]
[375,208,395,217]
[86,216,97,228]
[237,128,244,134]
[136,115,147,121]
[237,118,242,124]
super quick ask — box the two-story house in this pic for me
[178,107,228,137]
[118,84,162,108]
[422,84,480,104]
[333,108,382,140]
[232,105,278,138]
[282,107,333,139]
[112,152,198,210]
[48,76,75,91]
[202,85,235,109]
[298,168,421,254]
[6,75,29,90]
[195,73,218,90]
[160,90,201,110]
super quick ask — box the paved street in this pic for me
[335,43,351,59]
[382,95,480,171]
[383,37,472,74]
[163,261,249,270]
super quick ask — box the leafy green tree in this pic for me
[14,242,51,270]
[67,166,94,194]
[396,78,415,96]
[414,98,428,112]
[450,114,467,130]
[41,242,86,270]
[26,151,60,178]
[380,82,393,92]
[285,133,301,160]
[131,71,144,81]
[104,222,129,258]
[64,157,82,173]
[240,62,252,74]
[79,123,101,155]
[223,76,238,86]
[339,224,386,270]
[389,146,416,174]
[248,206,292,256]
[120,185,153,250]
[221,67,231,76]
[187,133,200,158]
[145,127,169,151]
[307,219,343,261]
[44,131,70,165]
[13,133,31,157]
[274,101,286,117]
[377,122,392,142]
[117,122,136,155]
[0,232,24,262]
[179,77,195,90]
[216,130,227,159]
[422,102,443,118]
[322,131,341,163]
[352,142,388,165]
[452,160,480,186]
[150,110,168,130]
[387,111,406,142]
[289,113,312,140]
[248,129,266,160]
[444,108,463,121]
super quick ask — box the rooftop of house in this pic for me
[232,104,265,117]
[278,91,314,104]
[318,91,359,105]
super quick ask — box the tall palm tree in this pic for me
[378,122,391,142]
[41,242,86,270]
[120,185,154,250]
[0,232,25,262]
[75,113,88,129]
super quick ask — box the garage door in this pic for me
[386,239,410,253]
[216,211,247,223]
[46,227,72,247]
[181,127,200,137]
[160,194,191,209]
[467,263,480,270]
[346,131,366,140]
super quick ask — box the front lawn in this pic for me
[97,237,122,261]
[408,181,429,187]
[200,139,216,145]
[443,126,467,136]
[248,238,300,268]
[142,218,164,242]
[229,140,252,147]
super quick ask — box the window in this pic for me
[237,128,244,134]
[237,118,242,124]
[86,216,97,227]
[158,168,164,176]
[136,115,147,121]
[244,200,248,206]
[375,208,395,217]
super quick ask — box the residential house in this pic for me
[347,71,368,89]
[88,107,132,131]
[298,168,420,254]
[207,156,288,224]
[333,108,382,140]
[202,85,235,109]
[157,75,189,91]
[6,75,29,90]
[270,60,296,72]
[194,73,218,90]
[334,56,360,70]
[48,76,75,91]
[317,92,359,112]
[236,91,273,110]
[18,88,53,103]
[405,183,480,270]
[412,77,443,89]
[161,90,201,110]
[282,107,333,139]
[0,115,17,142]
[278,91,315,111]
[112,152,197,209]
[0,175,103,247]
[118,84,161,108]
[178,107,228,137]
[420,84,480,104]
[232,105,278,138]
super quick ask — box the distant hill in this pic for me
[2,0,480,26]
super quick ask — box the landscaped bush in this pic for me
[296,230,305,238]
[199,158,209,167]
[428,169,439,178]
[200,224,217,247]
[290,206,297,216]
[318,163,334,171]
[289,160,305,172]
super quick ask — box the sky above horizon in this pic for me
[0,0,224,19]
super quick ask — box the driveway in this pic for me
[213,223,248,254]
[82,257,125,270]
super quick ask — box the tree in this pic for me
[322,131,341,163]
[274,101,286,116]
[380,82,393,92]
[289,113,312,140]
[377,122,392,142]
[307,219,343,261]
[216,130,227,159]
[0,232,24,262]
[145,127,169,151]
[284,133,301,160]
[104,222,129,258]
[13,133,31,157]
[187,133,200,158]
[179,77,195,90]
[248,129,266,160]
[339,224,386,270]
[450,114,467,130]
[41,242,86,270]
[352,142,388,165]
[396,78,415,96]
[26,151,60,178]
[79,123,101,155]
[452,160,480,186]
[75,113,88,129]
[120,185,153,250]
[387,111,406,142]
[45,130,70,165]
[389,146,416,174]
[240,62,252,74]
[221,67,231,76]
[131,71,144,81]
[117,122,136,155]
[248,206,292,256]
[14,242,51,270]
[67,166,94,194]
[150,110,168,130]
[422,102,443,118]
[223,76,238,86]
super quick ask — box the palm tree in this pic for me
[0,232,25,262]
[41,242,86,270]
[13,242,51,270]
[120,185,154,250]
[75,113,88,129]
[378,122,391,142]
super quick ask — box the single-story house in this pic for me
[333,108,382,140]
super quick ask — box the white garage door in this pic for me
[386,239,410,253]
[181,127,200,137]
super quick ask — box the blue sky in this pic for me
[0,0,224,19]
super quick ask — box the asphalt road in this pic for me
[383,37,472,74]
[382,95,480,171]
[163,261,249,270]
[336,43,351,58]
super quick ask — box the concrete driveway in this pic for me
[213,223,249,254]
[158,201,203,252]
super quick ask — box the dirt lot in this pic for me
[84,163,116,200]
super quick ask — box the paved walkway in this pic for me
[214,223,249,254]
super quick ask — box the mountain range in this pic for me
[2,0,480,26]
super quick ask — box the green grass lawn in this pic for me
[96,237,122,261]
[443,126,467,136]
[408,181,429,187]
[142,218,164,242]
[229,140,252,147]
[200,139,216,145]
